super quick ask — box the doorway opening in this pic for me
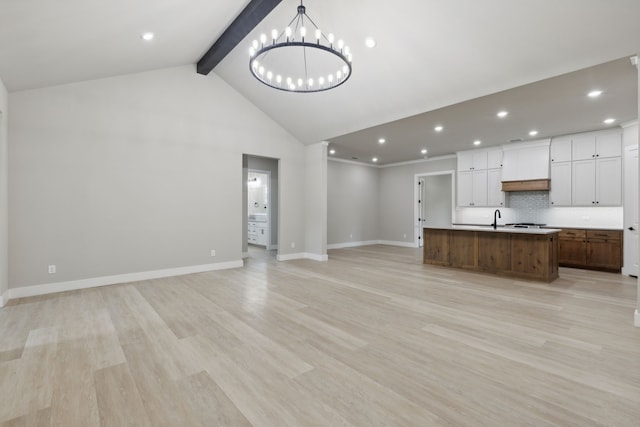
[243,155,279,262]
[414,171,455,247]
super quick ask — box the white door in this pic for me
[417,173,453,247]
[623,145,638,277]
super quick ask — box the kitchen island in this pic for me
[423,225,561,282]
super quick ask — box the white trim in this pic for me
[378,240,419,248]
[329,154,456,169]
[0,290,6,307]
[305,253,329,262]
[621,120,638,128]
[328,157,379,168]
[276,252,307,261]
[502,138,551,151]
[7,260,243,301]
[635,309,640,327]
[379,154,456,168]
[327,240,379,249]
[276,252,328,262]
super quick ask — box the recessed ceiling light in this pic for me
[434,125,443,132]
[372,157,378,163]
[378,138,386,144]
[529,130,538,136]
[329,149,336,155]
[365,37,376,48]
[141,32,155,41]
[421,149,428,155]
[497,111,508,118]
[604,118,616,124]
[588,90,602,98]
[473,140,482,146]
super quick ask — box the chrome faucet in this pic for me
[492,209,501,229]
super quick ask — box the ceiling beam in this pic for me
[197,0,282,75]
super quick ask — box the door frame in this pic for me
[623,144,639,277]
[414,170,455,247]
[248,168,271,250]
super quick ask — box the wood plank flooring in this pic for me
[1,245,639,426]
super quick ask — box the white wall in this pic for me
[302,142,327,260]
[0,75,8,305]
[327,159,380,247]
[379,157,457,244]
[8,65,307,290]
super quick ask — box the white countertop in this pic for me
[424,225,561,235]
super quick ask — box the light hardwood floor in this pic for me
[1,245,639,426]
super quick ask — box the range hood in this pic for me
[501,139,551,192]
[502,179,550,192]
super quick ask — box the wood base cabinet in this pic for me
[558,228,622,272]
[423,228,559,282]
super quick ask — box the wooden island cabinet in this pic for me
[558,228,622,272]
[423,226,560,282]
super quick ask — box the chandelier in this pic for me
[249,1,352,93]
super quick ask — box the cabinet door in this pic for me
[487,169,504,207]
[549,162,572,206]
[595,132,621,158]
[572,159,596,206]
[527,145,551,179]
[559,238,587,266]
[457,152,474,171]
[487,149,503,169]
[472,151,488,170]
[595,156,622,206]
[457,171,474,206]
[587,239,621,270]
[572,134,596,160]
[472,170,488,207]
[550,139,572,162]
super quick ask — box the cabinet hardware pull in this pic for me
[629,226,636,231]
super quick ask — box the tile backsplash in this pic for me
[455,191,623,229]
[507,191,549,224]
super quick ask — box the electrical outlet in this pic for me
[291,242,295,249]
[210,250,216,257]
[48,265,56,274]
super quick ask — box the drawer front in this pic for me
[586,230,621,240]
[559,229,586,239]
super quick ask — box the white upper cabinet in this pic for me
[487,169,505,207]
[501,140,551,181]
[456,148,503,207]
[550,162,572,206]
[595,156,622,206]
[595,132,622,158]
[550,138,572,162]
[571,134,596,161]
[572,131,621,160]
[457,150,488,171]
[487,149,503,169]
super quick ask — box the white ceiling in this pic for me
[1,0,639,164]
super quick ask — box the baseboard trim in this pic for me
[328,240,418,249]
[635,309,640,327]
[7,260,244,301]
[277,253,306,261]
[276,253,328,262]
[327,240,379,250]
[378,240,419,248]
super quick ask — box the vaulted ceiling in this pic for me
[1,0,638,164]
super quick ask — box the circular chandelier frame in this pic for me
[249,2,353,93]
